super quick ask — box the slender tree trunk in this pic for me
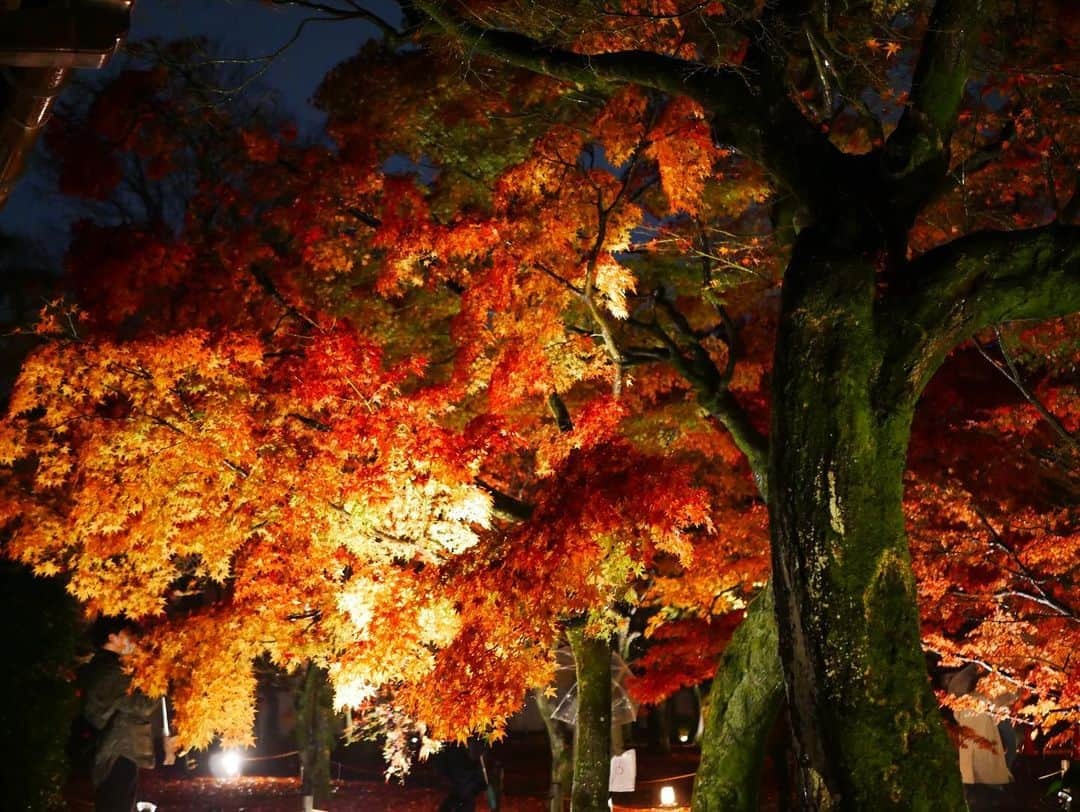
[691,586,784,812]
[692,685,705,744]
[297,663,334,809]
[610,714,625,756]
[648,698,672,755]
[768,236,966,810]
[567,627,611,812]
[535,687,573,812]
[618,719,634,755]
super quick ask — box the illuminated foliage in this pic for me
[909,322,1080,750]
[3,3,1080,806]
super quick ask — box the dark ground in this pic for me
[60,733,1068,810]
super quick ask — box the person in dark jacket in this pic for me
[438,736,489,812]
[83,618,170,812]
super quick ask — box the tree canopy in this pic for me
[2,2,1079,809]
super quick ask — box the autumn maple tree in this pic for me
[371,2,1076,810]
[4,1,1080,811]
[1,35,760,810]
[310,2,1080,809]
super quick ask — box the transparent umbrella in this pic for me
[549,646,637,726]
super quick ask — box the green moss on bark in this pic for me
[568,627,612,812]
[768,242,967,810]
[692,586,784,812]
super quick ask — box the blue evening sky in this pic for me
[2,0,391,254]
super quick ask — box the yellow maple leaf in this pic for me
[592,256,637,320]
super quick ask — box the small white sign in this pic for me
[609,748,636,793]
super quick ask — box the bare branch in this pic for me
[996,590,1080,624]
[973,334,1080,454]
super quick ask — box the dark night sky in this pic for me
[1,0,391,255]
[127,0,386,124]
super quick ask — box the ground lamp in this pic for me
[209,748,245,780]
[659,785,677,807]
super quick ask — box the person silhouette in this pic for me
[83,618,175,812]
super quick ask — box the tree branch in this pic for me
[924,119,1015,211]
[547,392,574,433]
[996,590,1080,624]
[643,296,769,497]
[582,154,643,396]
[347,206,382,229]
[415,1,840,208]
[880,224,1080,405]
[973,334,1080,454]
[475,477,534,521]
[287,412,332,432]
[883,0,983,218]
[705,390,769,501]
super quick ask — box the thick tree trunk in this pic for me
[535,687,574,812]
[567,627,611,812]
[768,236,966,810]
[691,586,784,812]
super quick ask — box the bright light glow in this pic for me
[331,674,377,711]
[209,748,244,780]
[678,733,689,743]
[337,579,378,633]
[135,804,157,812]
[660,785,677,806]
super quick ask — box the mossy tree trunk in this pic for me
[751,219,1080,812]
[767,235,966,810]
[691,586,783,812]
[567,627,611,812]
[535,687,574,812]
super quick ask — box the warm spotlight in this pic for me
[209,748,244,780]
